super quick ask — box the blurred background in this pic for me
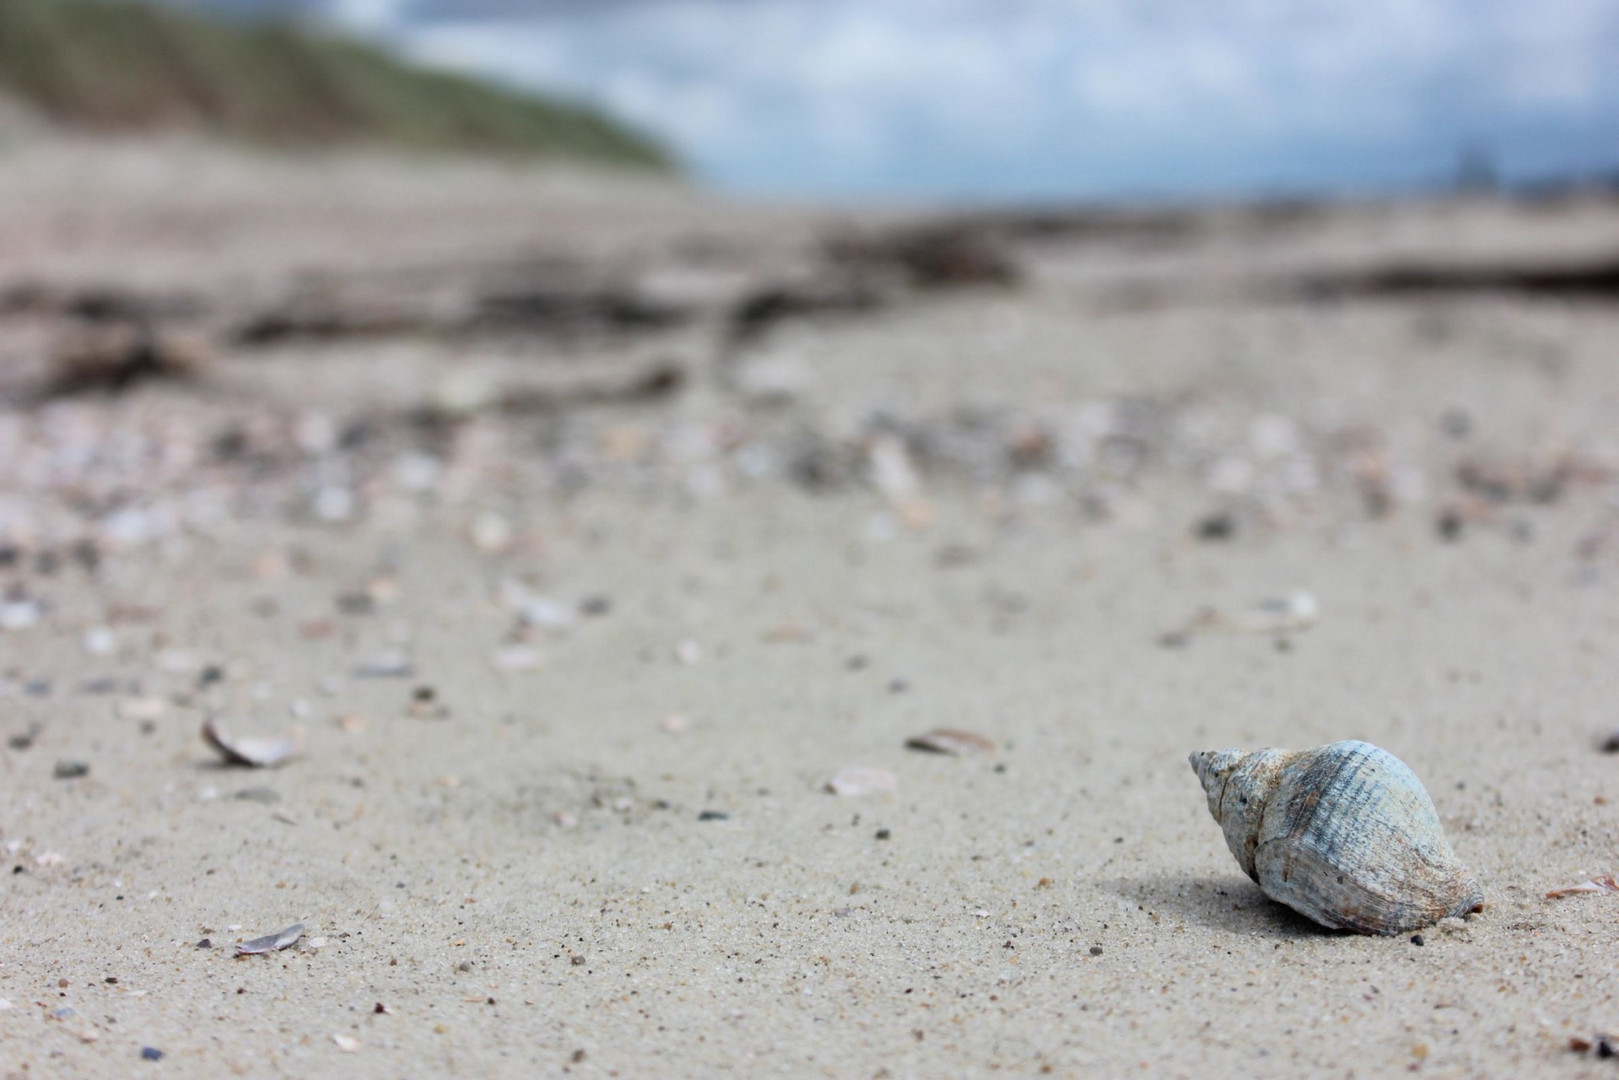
[4,0,1619,203]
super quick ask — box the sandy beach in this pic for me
[1,140,1618,1077]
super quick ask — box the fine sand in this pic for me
[1,140,1618,1078]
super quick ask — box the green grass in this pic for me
[0,0,674,168]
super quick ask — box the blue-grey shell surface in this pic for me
[1190,740,1483,935]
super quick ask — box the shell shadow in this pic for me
[1099,872,1353,940]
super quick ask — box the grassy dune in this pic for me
[0,0,673,168]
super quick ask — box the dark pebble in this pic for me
[1410,934,1424,946]
[0,544,17,567]
[875,828,891,840]
[53,760,90,779]
[697,810,729,822]
[1088,946,1103,956]
[845,655,868,671]
[196,938,212,949]
[888,678,909,693]
[1599,1036,1616,1060]
[1600,730,1619,754]
[197,665,224,688]
[1195,512,1236,541]
[140,1047,164,1061]
[1436,509,1463,541]
[579,595,612,616]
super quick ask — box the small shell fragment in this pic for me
[905,728,995,755]
[1546,875,1619,898]
[491,645,543,673]
[826,766,897,797]
[235,923,304,955]
[201,719,299,768]
[332,1034,361,1053]
[1185,591,1319,636]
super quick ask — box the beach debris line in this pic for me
[1546,875,1619,899]
[1190,740,1484,934]
[905,728,996,755]
[235,923,305,956]
[201,718,300,768]
[826,767,898,797]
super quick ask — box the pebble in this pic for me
[140,1046,164,1061]
[0,601,41,631]
[470,510,515,553]
[81,626,117,656]
[53,760,90,779]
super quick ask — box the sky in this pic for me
[178,0,1619,203]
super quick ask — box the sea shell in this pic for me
[1189,740,1483,934]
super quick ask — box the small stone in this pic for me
[1410,934,1424,946]
[875,828,891,840]
[1089,946,1103,956]
[140,1047,164,1061]
[1600,1036,1616,1060]
[1436,508,1463,541]
[1600,729,1619,754]
[1568,1037,1593,1053]
[0,601,41,631]
[53,760,90,779]
[579,595,612,617]
[312,486,355,523]
[470,511,515,554]
[697,810,729,821]
[82,627,117,656]
[1195,512,1236,541]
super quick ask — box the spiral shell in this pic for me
[1190,740,1483,934]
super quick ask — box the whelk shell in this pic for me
[1190,740,1483,934]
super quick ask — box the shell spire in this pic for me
[1190,740,1484,935]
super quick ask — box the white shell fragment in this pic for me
[1189,590,1319,636]
[235,923,304,955]
[826,766,898,796]
[1190,740,1483,935]
[202,718,300,768]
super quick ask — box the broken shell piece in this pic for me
[202,718,300,768]
[1546,875,1619,898]
[491,645,543,673]
[826,766,898,797]
[1190,740,1483,934]
[1185,590,1319,637]
[905,728,995,755]
[333,1034,361,1053]
[235,923,304,956]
